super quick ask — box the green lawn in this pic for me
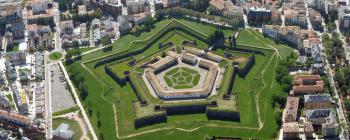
[79,47,97,53]
[53,118,83,140]
[49,52,63,60]
[64,19,294,139]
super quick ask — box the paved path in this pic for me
[59,61,98,140]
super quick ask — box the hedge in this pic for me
[52,106,80,116]
[206,107,240,122]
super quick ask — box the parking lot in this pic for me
[50,64,76,112]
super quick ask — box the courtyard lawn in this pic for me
[64,18,294,139]
[164,67,201,89]
[53,118,83,140]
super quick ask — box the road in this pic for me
[44,54,53,139]
[150,0,155,18]
[58,61,98,140]
[53,2,61,51]
[305,3,313,31]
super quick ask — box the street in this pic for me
[44,54,53,139]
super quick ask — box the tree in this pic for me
[91,8,103,19]
[190,0,210,12]
[144,16,155,29]
[79,83,88,100]
[101,35,111,46]
[208,30,225,49]
[232,35,236,47]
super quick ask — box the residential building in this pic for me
[25,0,54,24]
[12,84,28,114]
[304,94,332,110]
[270,9,281,24]
[92,19,101,45]
[162,0,189,8]
[34,83,44,118]
[34,52,43,79]
[0,71,5,86]
[284,96,299,123]
[79,23,90,46]
[126,0,150,14]
[53,123,74,139]
[262,25,305,48]
[0,0,25,40]
[101,0,123,17]
[292,75,324,95]
[0,130,9,140]
[338,0,347,6]
[322,122,339,138]
[308,10,323,30]
[209,0,244,24]
[60,20,80,44]
[304,122,314,138]
[6,51,26,65]
[284,9,307,28]
[118,15,131,35]
[339,6,350,32]
[304,109,336,125]
[300,38,324,74]
[131,12,150,25]
[60,20,74,36]
[0,109,30,126]
[27,24,53,50]
[283,122,299,139]
[327,0,339,15]
[0,91,10,109]
[18,68,29,81]
[5,62,16,80]
[247,7,271,25]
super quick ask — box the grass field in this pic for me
[49,52,63,60]
[64,18,294,140]
[53,118,83,140]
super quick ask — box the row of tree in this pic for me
[322,33,345,66]
[334,66,350,96]
[67,66,88,100]
[65,49,82,65]
[155,7,242,30]
[275,52,297,92]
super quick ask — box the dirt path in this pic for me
[254,52,277,130]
